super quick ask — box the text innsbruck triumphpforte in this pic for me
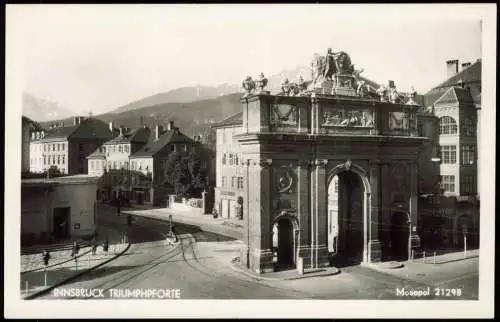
[52,288,182,299]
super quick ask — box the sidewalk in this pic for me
[119,205,243,240]
[412,248,479,265]
[231,257,340,281]
[21,226,128,299]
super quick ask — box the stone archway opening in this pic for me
[328,170,365,266]
[272,215,297,271]
[390,212,410,261]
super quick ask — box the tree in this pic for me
[186,148,208,197]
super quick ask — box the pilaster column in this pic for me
[409,160,421,252]
[240,159,251,269]
[297,160,311,265]
[246,158,274,274]
[367,160,382,262]
[310,159,330,268]
[310,94,319,134]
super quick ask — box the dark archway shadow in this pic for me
[390,212,409,261]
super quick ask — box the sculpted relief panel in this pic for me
[270,104,298,127]
[322,107,375,128]
[388,112,410,130]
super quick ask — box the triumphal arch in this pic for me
[237,49,428,274]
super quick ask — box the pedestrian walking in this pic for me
[103,237,109,256]
[70,241,80,258]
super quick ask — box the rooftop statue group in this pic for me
[241,47,419,104]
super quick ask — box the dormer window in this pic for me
[457,79,464,88]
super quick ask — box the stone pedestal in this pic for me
[368,239,382,262]
[332,75,357,96]
[249,248,274,274]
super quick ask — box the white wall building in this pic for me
[21,175,99,245]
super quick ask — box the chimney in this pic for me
[388,80,395,89]
[74,117,79,126]
[155,125,164,140]
[109,121,115,132]
[35,132,40,140]
[167,121,174,131]
[31,132,36,140]
[461,62,471,69]
[79,116,85,124]
[41,131,45,138]
[446,59,459,78]
[119,126,124,136]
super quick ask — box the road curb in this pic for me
[125,211,242,241]
[23,241,131,300]
[230,257,341,281]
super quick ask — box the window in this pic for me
[440,145,456,164]
[90,161,94,170]
[440,175,455,193]
[119,145,123,153]
[222,132,227,144]
[124,145,129,153]
[57,155,60,165]
[57,144,60,151]
[334,180,339,193]
[439,116,458,135]
[43,156,46,165]
[222,153,227,165]
[222,176,227,187]
[235,154,239,165]
[231,176,236,188]
[113,161,117,169]
[461,175,476,195]
[461,144,476,165]
[79,144,84,152]
[462,117,476,137]
[229,154,234,166]
[52,156,56,164]
[237,177,244,189]
[184,144,188,152]
[52,144,56,151]
[62,155,65,164]
[44,144,46,152]
[62,143,65,151]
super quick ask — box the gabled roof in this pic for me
[104,127,151,145]
[40,118,113,142]
[433,87,474,106]
[40,125,79,141]
[211,112,243,128]
[87,148,106,159]
[130,128,194,157]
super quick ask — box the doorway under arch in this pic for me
[390,212,410,261]
[328,170,365,265]
[272,215,297,271]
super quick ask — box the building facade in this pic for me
[23,116,44,173]
[212,113,245,220]
[87,124,151,203]
[129,121,196,206]
[30,117,114,175]
[225,50,431,274]
[418,59,481,250]
[21,174,99,246]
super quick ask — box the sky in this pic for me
[8,4,483,115]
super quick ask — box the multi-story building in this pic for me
[29,130,47,173]
[418,59,481,250]
[87,124,151,202]
[211,113,245,220]
[31,117,114,175]
[22,116,44,173]
[129,121,197,206]
[21,174,99,245]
